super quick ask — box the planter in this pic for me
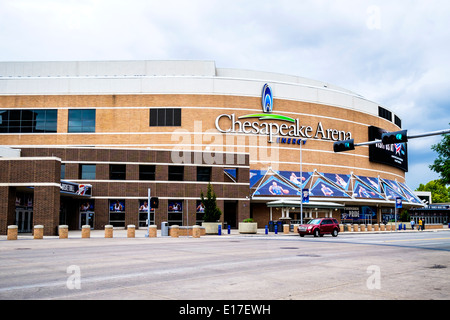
[238,222,258,234]
[202,222,222,235]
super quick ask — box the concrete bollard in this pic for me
[193,225,201,238]
[34,225,44,239]
[149,225,157,237]
[283,224,289,234]
[367,224,372,231]
[105,225,113,238]
[386,224,391,231]
[353,225,359,232]
[380,224,386,231]
[360,224,366,232]
[59,225,69,239]
[347,225,352,232]
[374,224,379,231]
[170,225,179,238]
[82,225,91,238]
[127,225,135,238]
[339,224,344,233]
[7,225,18,240]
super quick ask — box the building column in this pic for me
[0,186,16,235]
[34,186,60,236]
[237,199,250,222]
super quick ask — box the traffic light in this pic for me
[333,139,355,152]
[381,130,408,145]
[150,197,159,209]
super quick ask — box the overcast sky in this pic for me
[0,0,449,189]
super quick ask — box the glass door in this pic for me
[15,208,33,233]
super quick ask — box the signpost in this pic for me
[395,197,402,232]
[146,188,151,237]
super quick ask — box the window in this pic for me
[61,164,66,180]
[68,109,96,133]
[109,200,125,227]
[168,200,183,226]
[79,164,96,180]
[149,108,181,126]
[110,164,126,180]
[139,165,156,180]
[0,109,57,133]
[168,166,184,181]
[197,167,211,182]
[394,115,402,128]
[378,106,392,122]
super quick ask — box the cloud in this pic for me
[0,0,449,187]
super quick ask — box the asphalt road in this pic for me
[1,230,449,301]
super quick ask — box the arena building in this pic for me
[0,60,423,235]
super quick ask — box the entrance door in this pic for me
[80,212,95,229]
[224,201,237,228]
[15,208,33,233]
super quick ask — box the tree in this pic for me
[416,180,450,204]
[200,183,222,222]
[429,126,450,185]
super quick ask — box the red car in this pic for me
[297,218,340,237]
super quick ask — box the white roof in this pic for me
[0,60,392,117]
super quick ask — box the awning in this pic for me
[266,199,345,209]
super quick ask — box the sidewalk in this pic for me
[2,225,450,241]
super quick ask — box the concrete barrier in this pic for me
[59,225,69,239]
[34,225,44,239]
[149,225,157,237]
[193,225,201,238]
[105,225,113,238]
[7,225,18,240]
[127,225,135,238]
[82,225,91,238]
[170,225,179,238]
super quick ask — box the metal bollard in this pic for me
[218,224,221,235]
[275,225,278,234]
[265,225,268,235]
[228,225,231,234]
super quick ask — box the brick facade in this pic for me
[0,148,250,235]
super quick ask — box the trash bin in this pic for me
[161,222,169,237]
[277,221,283,233]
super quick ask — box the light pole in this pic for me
[300,139,307,224]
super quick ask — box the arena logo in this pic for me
[215,83,352,143]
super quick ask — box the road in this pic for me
[0,230,449,302]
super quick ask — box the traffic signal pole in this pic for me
[340,128,450,148]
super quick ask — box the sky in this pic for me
[0,0,449,190]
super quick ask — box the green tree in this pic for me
[200,183,222,222]
[416,180,450,203]
[429,126,450,185]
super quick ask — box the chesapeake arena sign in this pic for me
[215,84,352,144]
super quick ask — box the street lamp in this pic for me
[300,139,307,224]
